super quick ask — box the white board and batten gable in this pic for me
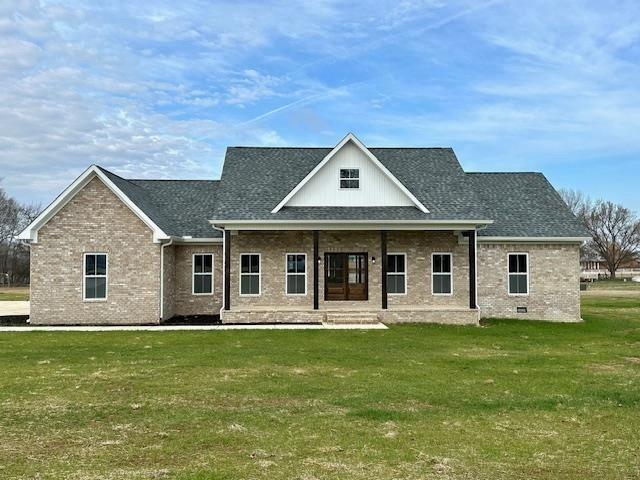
[272,133,429,213]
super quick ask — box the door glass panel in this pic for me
[348,254,365,284]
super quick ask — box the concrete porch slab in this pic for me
[0,301,30,317]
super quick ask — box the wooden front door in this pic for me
[324,253,368,301]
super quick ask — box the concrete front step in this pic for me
[323,311,380,325]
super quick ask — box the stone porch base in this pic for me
[221,306,479,325]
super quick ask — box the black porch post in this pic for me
[468,229,477,309]
[313,230,319,310]
[381,230,388,309]
[224,229,231,311]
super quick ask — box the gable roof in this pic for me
[19,166,221,242]
[272,133,428,213]
[19,136,590,242]
[213,146,490,222]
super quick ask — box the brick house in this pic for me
[19,133,589,325]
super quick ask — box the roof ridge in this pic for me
[228,146,453,150]
[130,178,220,182]
[467,171,543,175]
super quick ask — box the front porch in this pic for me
[220,228,480,325]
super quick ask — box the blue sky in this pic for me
[1,0,639,211]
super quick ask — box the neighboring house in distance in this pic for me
[19,133,590,325]
[581,255,640,281]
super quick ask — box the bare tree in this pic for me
[584,201,640,279]
[559,188,591,221]
[0,186,41,285]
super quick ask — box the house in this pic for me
[581,255,640,280]
[19,133,590,325]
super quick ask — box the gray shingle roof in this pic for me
[97,145,588,240]
[468,173,589,237]
[98,167,221,238]
[213,147,488,221]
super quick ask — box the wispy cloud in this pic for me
[0,0,639,210]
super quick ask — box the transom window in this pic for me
[84,253,107,300]
[240,253,261,296]
[339,168,359,189]
[387,253,406,295]
[192,253,214,295]
[432,253,452,295]
[286,253,307,295]
[508,253,529,295]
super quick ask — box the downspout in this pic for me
[160,238,173,321]
[21,240,32,323]
[211,224,226,313]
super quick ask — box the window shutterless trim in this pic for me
[239,253,261,296]
[338,167,360,190]
[387,252,407,296]
[82,252,108,302]
[285,253,307,296]
[507,252,529,296]
[192,253,214,296]
[431,252,453,296]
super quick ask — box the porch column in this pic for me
[224,229,231,311]
[313,230,319,310]
[381,230,388,309]
[467,229,477,309]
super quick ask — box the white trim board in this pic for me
[478,236,590,243]
[18,165,170,243]
[211,219,493,231]
[271,133,429,214]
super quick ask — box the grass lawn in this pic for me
[0,287,29,301]
[1,296,639,479]
[588,278,640,289]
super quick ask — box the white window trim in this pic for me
[192,253,214,296]
[338,167,360,190]
[507,252,530,297]
[83,252,108,302]
[431,252,453,296]
[285,253,307,296]
[239,253,261,297]
[387,252,407,296]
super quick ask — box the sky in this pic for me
[1,0,639,211]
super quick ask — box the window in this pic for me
[193,253,214,295]
[286,253,307,295]
[432,253,452,295]
[84,253,107,300]
[508,253,529,295]
[387,253,406,295]
[240,253,261,295]
[339,168,359,189]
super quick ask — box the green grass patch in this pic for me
[0,287,29,301]
[589,278,640,290]
[0,297,639,479]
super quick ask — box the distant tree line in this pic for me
[0,186,40,286]
[560,189,640,279]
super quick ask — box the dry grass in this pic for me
[0,295,639,479]
[0,287,29,301]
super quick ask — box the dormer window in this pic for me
[339,168,359,189]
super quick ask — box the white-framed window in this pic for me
[339,168,359,189]
[240,253,261,296]
[192,253,214,295]
[387,253,406,295]
[508,253,529,296]
[83,253,107,301]
[432,252,453,295]
[285,253,307,295]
